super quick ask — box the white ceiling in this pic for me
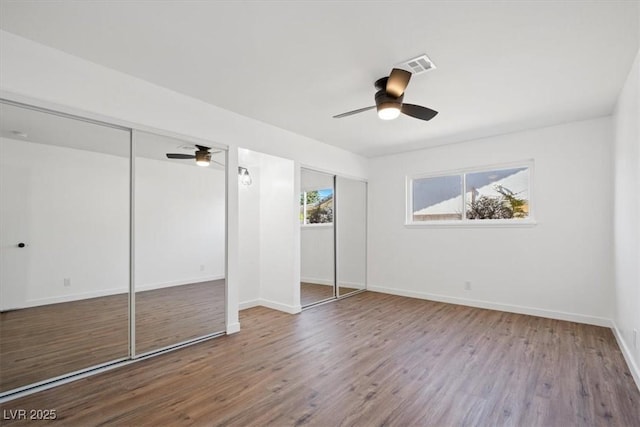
[0,1,638,157]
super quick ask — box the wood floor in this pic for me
[1,291,638,426]
[0,280,225,393]
[300,282,359,306]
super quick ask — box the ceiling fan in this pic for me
[333,68,438,121]
[166,144,217,167]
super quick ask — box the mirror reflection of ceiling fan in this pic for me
[333,68,438,121]
[165,145,223,167]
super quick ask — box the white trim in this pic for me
[300,223,334,229]
[4,287,128,311]
[258,298,302,314]
[238,299,261,310]
[611,321,640,391]
[226,322,241,334]
[338,280,366,289]
[300,277,334,286]
[367,285,612,327]
[405,219,538,228]
[408,159,535,181]
[135,275,225,292]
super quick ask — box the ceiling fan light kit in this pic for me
[374,85,404,120]
[377,103,401,120]
[195,150,211,167]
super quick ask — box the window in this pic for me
[408,163,532,225]
[300,188,334,225]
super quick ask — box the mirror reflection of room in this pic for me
[0,102,130,392]
[300,168,335,307]
[0,102,228,396]
[336,177,367,297]
[134,131,226,355]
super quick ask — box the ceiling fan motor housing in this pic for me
[375,89,403,111]
[195,150,211,163]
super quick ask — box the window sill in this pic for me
[404,219,537,228]
[301,223,334,229]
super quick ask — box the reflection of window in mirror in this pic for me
[300,188,334,224]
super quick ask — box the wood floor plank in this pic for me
[1,291,638,426]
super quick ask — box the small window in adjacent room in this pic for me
[300,188,334,225]
[408,162,532,225]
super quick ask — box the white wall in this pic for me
[237,150,300,313]
[300,226,334,285]
[0,138,128,309]
[0,138,225,310]
[368,117,614,326]
[237,160,261,307]
[135,157,225,290]
[258,153,299,312]
[613,49,640,385]
[0,30,368,330]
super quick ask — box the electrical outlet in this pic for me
[200,265,205,272]
[634,329,638,349]
[464,281,472,291]
[64,278,71,287]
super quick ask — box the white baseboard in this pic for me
[239,299,261,310]
[259,298,302,314]
[367,285,612,327]
[9,286,127,311]
[338,280,366,289]
[136,275,224,292]
[300,277,333,286]
[300,279,365,289]
[226,322,241,334]
[2,275,225,311]
[611,321,640,391]
[239,298,301,314]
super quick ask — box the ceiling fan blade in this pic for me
[166,153,196,159]
[333,106,376,118]
[195,144,211,151]
[386,68,412,98]
[401,104,438,121]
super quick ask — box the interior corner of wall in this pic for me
[226,322,241,334]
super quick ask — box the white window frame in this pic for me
[300,188,334,227]
[405,160,536,227]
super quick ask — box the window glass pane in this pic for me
[412,175,463,221]
[304,188,334,224]
[465,167,529,220]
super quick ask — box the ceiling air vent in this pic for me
[396,54,436,75]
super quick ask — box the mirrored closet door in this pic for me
[336,177,367,297]
[133,131,226,355]
[0,101,228,398]
[300,168,335,307]
[0,101,131,393]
